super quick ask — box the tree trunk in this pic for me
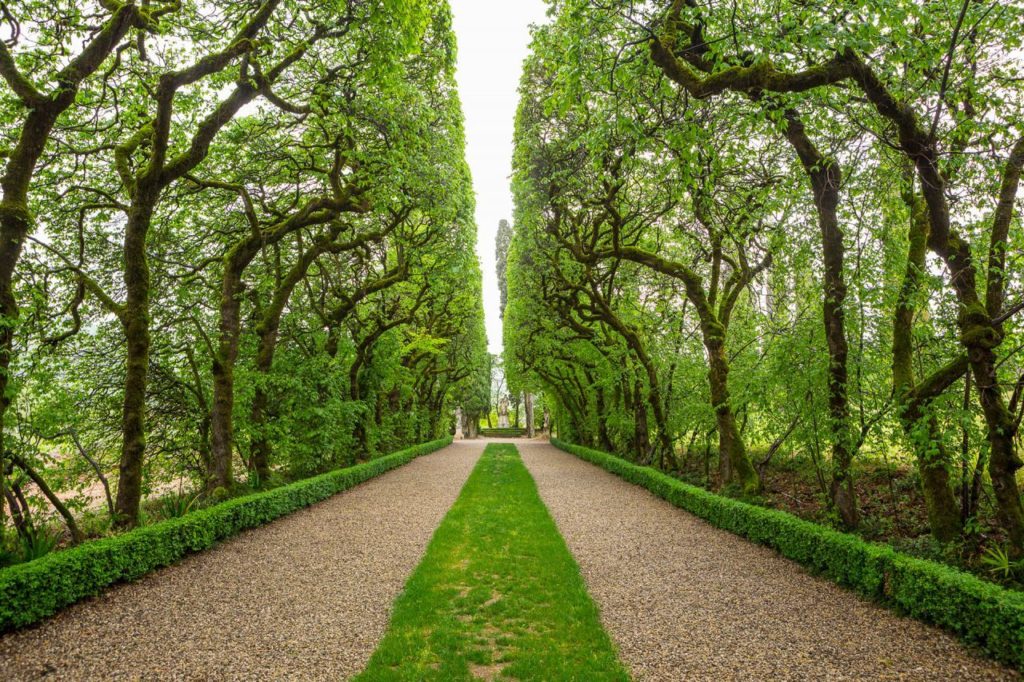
[248,382,274,482]
[248,295,289,480]
[525,393,536,438]
[893,193,961,542]
[0,112,65,543]
[10,454,84,544]
[3,478,28,537]
[783,113,858,529]
[927,181,1023,551]
[631,374,651,462]
[0,7,144,537]
[208,267,247,492]
[846,59,1024,551]
[595,387,613,450]
[973,350,1024,551]
[208,238,268,490]
[114,203,154,528]
[247,236,347,480]
[706,339,759,494]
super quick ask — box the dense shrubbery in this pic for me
[0,438,451,632]
[553,439,1024,669]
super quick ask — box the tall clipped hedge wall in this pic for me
[0,437,452,632]
[552,439,1024,670]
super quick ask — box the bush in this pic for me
[0,437,452,632]
[480,428,527,438]
[552,438,1024,670]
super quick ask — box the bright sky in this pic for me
[450,0,550,354]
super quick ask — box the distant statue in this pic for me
[497,396,510,428]
[542,407,551,437]
[454,406,464,440]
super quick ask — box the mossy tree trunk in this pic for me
[849,59,1024,552]
[892,193,962,542]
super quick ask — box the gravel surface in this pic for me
[0,441,482,681]
[519,441,1018,681]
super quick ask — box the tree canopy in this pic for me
[504,0,1024,555]
[0,0,487,544]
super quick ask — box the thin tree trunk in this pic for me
[782,112,858,528]
[525,392,535,438]
[67,430,114,518]
[632,373,651,462]
[10,454,84,544]
[3,480,28,536]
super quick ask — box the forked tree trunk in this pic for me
[893,194,961,542]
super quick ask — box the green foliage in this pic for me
[15,525,62,563]
[156,493,200,521]
[553,439,1024,670]
[357,444,627,681]
[0,438,451,633]
[1,0,486,543]
[981,546,1024,581]
[505,0,1024,552]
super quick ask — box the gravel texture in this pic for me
[0,441,482,681]
[519,440,1018,681]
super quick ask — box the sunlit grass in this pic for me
[356,443,628,681]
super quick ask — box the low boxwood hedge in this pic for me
[0,437,452,632]
[480,428,527,438]
[552,438,1024,670]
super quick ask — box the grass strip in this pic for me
[552,438,1024,671]
[0,437,452,632]
[357,443,628,681]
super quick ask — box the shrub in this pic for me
[480,428,527,438]
[156,492,201,521]
[552,438,1024,670]
[0,437,452,632]
[16,525,63,562]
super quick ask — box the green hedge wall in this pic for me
[0,437,452,632]
[480,428,527,438]
[551,438,1024,670]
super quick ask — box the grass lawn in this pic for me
[356,443,628,681]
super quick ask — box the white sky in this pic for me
[450,0,550,354]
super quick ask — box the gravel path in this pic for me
[0,441,482,681]
[519,440,1017,681]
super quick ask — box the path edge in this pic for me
[0,437,453,633]
[551,438,1024,671]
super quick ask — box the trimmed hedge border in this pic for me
[0,437,452,632]
[480,428,527,438]
[551,438,1024,670]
